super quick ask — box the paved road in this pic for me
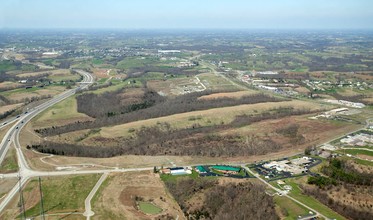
[83,172,108,220]
[0,69,94,214]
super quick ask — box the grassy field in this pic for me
[2,85,66,102]
[90,79,142,94]
[0,103,23,115]
[340,149,373,157]
[32,95,91,128]
[197,72,241,91]
[0,146,18,174]
[160,170,200,182]
[354,158,373,166]
[23,174,101,218]
[274,195,309,220]
[138,201,162,214]
[284,178,346,220]
[116,57,159,70]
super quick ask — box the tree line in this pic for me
[35,91,285,136]
[30,106,315,158]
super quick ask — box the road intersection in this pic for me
[0,69,369,219]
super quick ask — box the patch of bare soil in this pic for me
[93,172,184,220]
[198,91,258,100]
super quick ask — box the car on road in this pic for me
[16,127,18,129]
[16,115,20,118]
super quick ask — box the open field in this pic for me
[198,90,258,100]
[0,103,23,115]
[147,72,242,96]
[92,171,184,220]
[32,95,93,128]
[0,81,22,90]
[138,201,163,215]
[284,177,346,220]
[0,178,17,204]
[0,174,101,220]
[0,146,18,174]
[197,72,240,90]
[2,85,66,102]
[274,195,309,220]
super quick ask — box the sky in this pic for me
[1,0,373,29]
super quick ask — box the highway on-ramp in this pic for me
[0,69,94,214]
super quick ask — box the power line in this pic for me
[39,177,45,220]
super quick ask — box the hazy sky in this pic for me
[1,0,373,29]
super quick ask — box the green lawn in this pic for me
[274,196,309,220]
[160,170,199,182]
[32,95,90,127]
[0,147,18,173]
[340,149,373,157]
[24,174,101,218]
[354,158,373,166]
[138,201,162,215]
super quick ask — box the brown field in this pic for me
[0,81,22,90]
[92,68,110,79]
[362,97,373,105]
[0,103,23,114]
[198,90,258,100]
[0,178,17,203]
[16,69,68,78]
[6,86,66,102]
[146,79,175,96]
[227,115,362,150]
[92,171,184,220]
[294,86,310,94]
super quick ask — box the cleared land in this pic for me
[0,103,23,115]
[198,90,258,100]
[92,171,184,220]
[32,95,93,128]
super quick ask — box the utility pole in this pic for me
[18,172,26,220]
[39,177,45,220]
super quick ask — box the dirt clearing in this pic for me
[92,171,184,220]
